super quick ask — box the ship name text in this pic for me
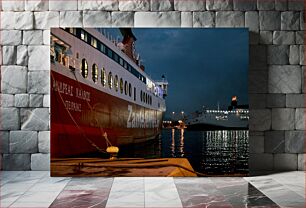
[52,80,91,102]
[64,100,82,112]
[127,105,159,128]
[52,79,92,112]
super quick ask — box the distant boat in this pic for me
[185,96,249,130]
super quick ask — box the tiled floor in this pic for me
[1,171,305,208]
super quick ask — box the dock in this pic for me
[51,158,197,177]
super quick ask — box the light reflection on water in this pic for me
[119,129,249,175]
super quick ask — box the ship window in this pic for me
[140,91,143,102]
[108,72,113,89]
[114,75,119,92]
[107,48,113,58]
[124,61,127,69]
[143,92,145,102]
[100,44,106,53]
[119,58,123,66]
[101,68,106,87]
[69,28,76,35]
[91,38,97,48]
[114,53,119,63]
[92,64,98,83]
[124,81,128,95]
[81,58,88,78]
[120,78,123,94]
[142,92,145,103]
[128,83,132,97]
[81,30,87,42]
[76,52,79,59]
[134,87,136,101]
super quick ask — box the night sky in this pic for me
[102,28,249,118]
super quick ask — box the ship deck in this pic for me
[51,158,197,177]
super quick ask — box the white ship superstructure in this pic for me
[185,97,249,130]
[185,108,249,130]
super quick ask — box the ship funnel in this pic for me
[228,96,238,111]
[231,96,238,107]
[119,28,137,62]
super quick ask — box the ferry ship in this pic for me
[185,96,249,130]
[51,28,168,158]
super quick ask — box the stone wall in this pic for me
[0,0,304,171]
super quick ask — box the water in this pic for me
[119,129,249,175]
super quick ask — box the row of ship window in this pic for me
[80,58,153,105]
[64,28,147,84]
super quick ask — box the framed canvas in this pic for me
[50,28,249,177]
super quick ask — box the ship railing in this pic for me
[68,56,79,71]
[51,49,79,71]
[51,52,68,67]
[205,109,249,114]
[51,51,80,71]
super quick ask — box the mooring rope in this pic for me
[71,69,112,147]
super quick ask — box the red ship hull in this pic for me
[51,70,163,158]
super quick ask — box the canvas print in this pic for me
[50,28,249,177]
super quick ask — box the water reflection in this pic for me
[179,129,184,157]
[201,130,248,174]
[119,129,249,175]
[171,128,175,157]
[170,128,185,158]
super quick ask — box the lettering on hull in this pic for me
[53,79,91,103]
[52,79,91,113]
[127,105,159,128]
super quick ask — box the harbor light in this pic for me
[181,111,185,119]
[171,112,176,121]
